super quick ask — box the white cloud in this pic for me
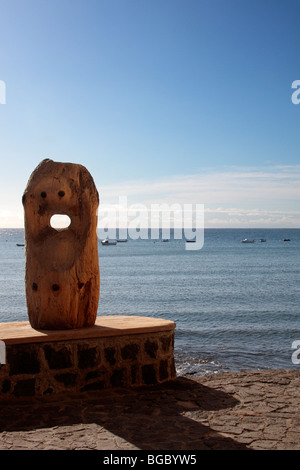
[99,165,300,205]
[1,165,300,228]
[97,165,300,227]
[203,208,300,228]
[0,210,23,228]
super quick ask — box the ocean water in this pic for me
[0,228,299,376]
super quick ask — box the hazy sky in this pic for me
[0,0,299,228]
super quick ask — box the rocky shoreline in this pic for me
[0,368,300,450]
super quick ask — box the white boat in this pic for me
[259,238,266,242]
[242,239,255,243]
[101,238,117,245]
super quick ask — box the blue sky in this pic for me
[0,0,299,228]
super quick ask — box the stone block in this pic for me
[77,345,97,369]
[54,373,77,387]
[142,364,157,385]
[104,347,116,365]
[159,359,169,381]
[9,346,40,375]
[110,368,125,387]
[44,345,72,370]
[13,378,36,397]
[121,343,139,360]
[145,339,158,358]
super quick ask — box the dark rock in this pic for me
[121,344,139,360]
[44,345,72,369]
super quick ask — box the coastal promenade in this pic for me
[0,368,300,450]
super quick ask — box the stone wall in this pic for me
[0,318,176,399]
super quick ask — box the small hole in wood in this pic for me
[58,190,65,197]
[32,283,38,291]
[52,284,60,291]
[41,191,47,198]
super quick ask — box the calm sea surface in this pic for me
[1,228,299,376]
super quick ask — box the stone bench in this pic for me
[0,316,176,399]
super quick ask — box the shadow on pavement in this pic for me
[0,377,248,450]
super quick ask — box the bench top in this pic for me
[0,315,176,345]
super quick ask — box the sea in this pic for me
[0,227,300,377]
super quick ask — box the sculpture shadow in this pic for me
[0,377,248,450]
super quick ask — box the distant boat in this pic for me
[282,238,291,242]
[117,239,127,243]
[162,239,169,242]
[242,239,255,243]
[185,239,196,243]
[101,238,117,245]
[16,243,24,247]
[259,239,266,242]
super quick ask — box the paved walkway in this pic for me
[0,369,300,450]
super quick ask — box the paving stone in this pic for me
[1,369,300,450]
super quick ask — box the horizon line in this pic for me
[1,227,299,230]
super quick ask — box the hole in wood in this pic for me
[50,214,71,230]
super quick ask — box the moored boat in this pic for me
[101,238,117,245]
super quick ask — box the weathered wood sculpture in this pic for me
[22,159,100,330]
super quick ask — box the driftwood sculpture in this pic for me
[22,159,100,330]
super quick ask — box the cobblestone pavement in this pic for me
[0,369,300,450]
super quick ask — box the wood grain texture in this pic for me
[22,159,100,329]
